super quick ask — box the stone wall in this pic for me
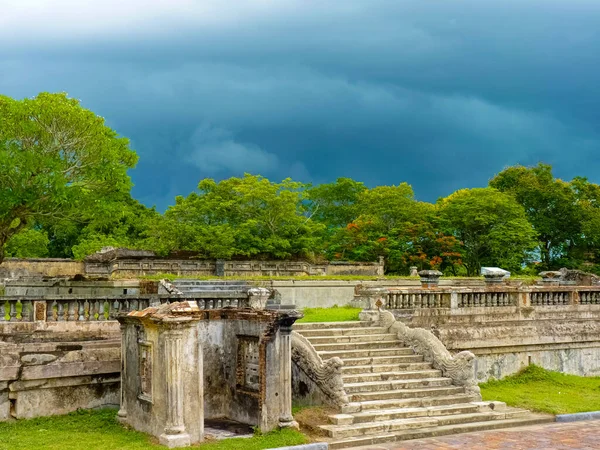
[0,290,270,421]
[0,258,84,279]
[86,258,384,278]
[357,285,600,381]
[0,257,385,279]
[265,278,486,309]
[0,321,120,420]
[4,279,141,297]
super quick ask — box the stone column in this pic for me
[159,327,191,448]
[278,316,299,429]
[117,323,128,423]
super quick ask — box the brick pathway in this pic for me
[353,420,600,449]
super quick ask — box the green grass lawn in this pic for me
[296,305,362,323]
[480,365,600,415]
[0,409,307,450]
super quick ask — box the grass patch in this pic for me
[124,274,394,282]
[118,273,540,283]
[480,365,600,415]
[0,409,307,450]
[297,305,361,323]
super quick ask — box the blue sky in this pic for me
[2,0,599,210]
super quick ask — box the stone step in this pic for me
[293,321,376,330]
[306,334,399,345]
[344,377,452,394]
[341,362,434,374]
[342,369,442,383]
[318,348,415,359]
[313,341,405,351]
[297,327,389,337]
[349,386,466,403]
[327,413,555,449]
[341,394,478,413]
[313,339,408,352]
[322,410,532,439]
[327,353,423,365]
[330,403,481,425]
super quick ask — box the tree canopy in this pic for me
[438,188,538,275]
[4,93,600,275]
[0,93,138,262]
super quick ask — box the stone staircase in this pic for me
[293,320,554,449]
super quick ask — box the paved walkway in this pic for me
[354,420,600,449]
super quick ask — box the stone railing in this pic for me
[291,331,348,407]
[379,310,481,399]
[356,285,600,313]
[0,290,272,323]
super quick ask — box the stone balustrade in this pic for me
[356,285,600,312]
[0,291,267,323]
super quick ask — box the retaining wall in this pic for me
[358,285,600,381]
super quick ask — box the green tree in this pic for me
[327,183,437,273]
[148,174,325,260]
[438,187,537,275]
[5,228,50,258]
[0,93,138,263]
[490,164,581,268]
[305,178,367,229]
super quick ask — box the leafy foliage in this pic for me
[3,93,600,275]
[147,174,325,260]
[0,93,137,262]
[5,228,50,258]
[438,188,538,275]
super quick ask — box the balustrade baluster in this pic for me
[83,300,90,321]
[57,301,65,321]
[77,300,84,321]
[108,300,117,320]
[0,301,6,322]
[47,300,56,321]
[9,301,17,322]
[67,301,76,321]
[98,300,106,321]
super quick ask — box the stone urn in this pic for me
[539,271,562,286]
[247,287,271,309]
[418,270,443,288]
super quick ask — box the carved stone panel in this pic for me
[236,336,260,392]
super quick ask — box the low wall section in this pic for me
[0,291,264,421]
[357,285,600,381]
[0,258,84,279]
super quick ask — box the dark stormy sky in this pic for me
[2,0,600,210]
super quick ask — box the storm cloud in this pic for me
[1,0,599,209]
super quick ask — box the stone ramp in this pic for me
[293,321,554,449]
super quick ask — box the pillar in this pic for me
[278,317,299,429]
[159,327,191,448]
[117,323,128,423]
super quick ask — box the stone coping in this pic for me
[265,444,328,450]
[556,411,600,422]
